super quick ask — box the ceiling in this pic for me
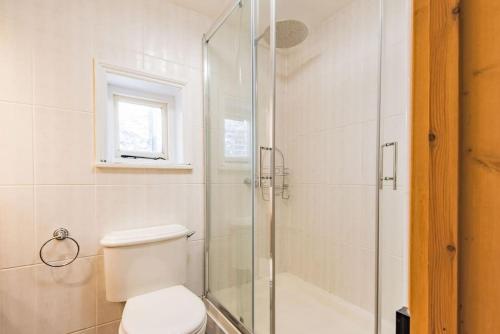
[171,0,352,29]
[168,0,233,18]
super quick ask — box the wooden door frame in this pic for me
[410,0,460,333]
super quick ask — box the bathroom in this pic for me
[0,0,460,333]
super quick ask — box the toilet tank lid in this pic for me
[100,224,189,247]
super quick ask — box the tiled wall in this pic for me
[0,1,210,333]
[275,0,380,313]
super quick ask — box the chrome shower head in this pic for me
[262,20,309,49]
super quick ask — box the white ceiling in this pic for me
[171,0,352,29]
[168,0,233,18]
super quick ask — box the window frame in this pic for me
[112,94,169,161]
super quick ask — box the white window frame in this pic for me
[94,61,191,169]
[113,94,169,161]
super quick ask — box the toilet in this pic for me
[100,224,206,334]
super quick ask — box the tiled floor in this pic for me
[214,273,374,334]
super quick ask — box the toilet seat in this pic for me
[119,285,207,334]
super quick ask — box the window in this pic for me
[224,118,250,161]
[114,95,167,160]
[94,62,189,169]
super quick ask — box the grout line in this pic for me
[0,254,98,272]
[0,99,33,107]
[0,183,206,187]
[32,104,92,114]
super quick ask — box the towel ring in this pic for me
[39,228,80,268]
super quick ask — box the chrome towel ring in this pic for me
[39,228,80,268]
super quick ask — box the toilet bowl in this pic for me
[100,225,206,334]
[119,286,206,334]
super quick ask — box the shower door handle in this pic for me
[379,142,398,190]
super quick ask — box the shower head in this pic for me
[262,20,309,49]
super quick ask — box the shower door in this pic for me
[204,1,255,332]
[204,0,275,332]
[269,0,384,333]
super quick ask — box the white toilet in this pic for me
[100,224,207,334]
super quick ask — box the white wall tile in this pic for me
[383,0,411,47]
[36,257,96,333]
[0,102,33,185]
[0,17,33,104]
[0,186,35,269]
[0,0,209,333]
[34,107,94,185]
[0,266,37,334]
[186,239,204,296]
[92,0,143,53]
[144,0,209,68]
[381,40,410,119]
[145,184,204,239]
[33,35,92,112]
[95,185,147,241]
[35,186,98,261]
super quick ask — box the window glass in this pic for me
[224,118,250,160]
[117,98,165,156]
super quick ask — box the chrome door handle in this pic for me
[379,141,398,190]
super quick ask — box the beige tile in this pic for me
[33,33,92,112]
[93,46,143,72]
[35,186,98,262]
[0,266,37,334]
[95,168,148,186]
[379,254,405,323]
[380,188,408,258]
[96,321,120,334]
[383,0,411,46]
[381,40,410,119]
[95,185,147,243]
[145,184,204,239]
[36,257,96,334]
[361,121,378,186]
[96,256,124,325]
[72,327,96,334]
[34,107,94,185]
[0,186,36,269]
[92,0,143,53]
[186,239,204,296]
[0,102,33,185]
[0,0,34,22]
[143,0,209,68]
[0,17,33,104]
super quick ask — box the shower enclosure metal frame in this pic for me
[202,1,259,333]
[203,0,385,333]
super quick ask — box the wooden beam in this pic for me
[410,0,459,333]
[460,1,500,332]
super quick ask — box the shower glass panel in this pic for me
[204,1,254,332]
[205,0,387,333]
[267,0,383,333]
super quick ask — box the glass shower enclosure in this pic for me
[203,0,403,333]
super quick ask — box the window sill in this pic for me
[95,162,193,170]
